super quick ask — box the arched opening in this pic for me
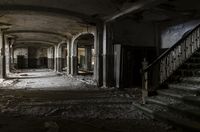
[75,34,94,75]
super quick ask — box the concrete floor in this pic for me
[1,69,97,90]
[0,69,183,132]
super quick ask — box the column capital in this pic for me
[5,35,17,46]
[0,25,11,32]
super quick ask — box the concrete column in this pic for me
[57,45,62,72]
[5,37,10,75]
[47,47,54,69]
[103,22,115,87]
[71,40,78,75]
[114,44,121,88]
[67,40,71,75]
[85,46,92,71]
[94,24,103,86]
[10,42,15,71]
[54,45,57,71]
[0,30,6,79]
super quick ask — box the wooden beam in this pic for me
[105,0,167,22]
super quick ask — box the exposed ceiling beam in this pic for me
[105,0,167,22]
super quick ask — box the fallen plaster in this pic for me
[1,69,97,90]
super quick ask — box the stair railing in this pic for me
[141,24,200,103]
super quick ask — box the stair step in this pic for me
[133,102,200,131]
[182,96,200,107]
[155,111,200,131]
[146,96,200,121]
[179,77,200,84]
[176,69,200,76]
[192,52,200,57]
[168,83,200,95]
[181,63,200,69]
[157,88,196,99]
[188,57,200,63]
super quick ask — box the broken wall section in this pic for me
[160,19,200,49]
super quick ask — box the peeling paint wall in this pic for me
[160,19,200,49]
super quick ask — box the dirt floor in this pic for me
[0,69,184,132]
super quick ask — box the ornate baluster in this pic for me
[142,58,148,104]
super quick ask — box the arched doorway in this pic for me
[72,33,95,76]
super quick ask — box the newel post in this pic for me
[142,58,148,104]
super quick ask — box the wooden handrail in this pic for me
[143,23,200,73]
[141,23,200,103]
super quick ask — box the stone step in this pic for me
[181,63,200,69]
[179,77,200,85]
[176,69,200,76]
[188,57,200,63]
[146,96,200,121]
[192,51,200,57]
[168,83,200,95]
[182,96,200,107]
[157,88,196,99]
[157,89,200,107]
[132,102,200,131]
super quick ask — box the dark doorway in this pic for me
[28,47,37,68]
[120,46,157,88]
[39,57,48,68]
[17,55,25,69]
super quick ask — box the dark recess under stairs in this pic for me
[133,49,200,131]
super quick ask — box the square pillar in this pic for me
[57,46,62,72]
[47,47,54,69]
[67,40,71,75]
[54,45,58,71]
[85,46,92,71]
[0,31,6,79]
[103,22,115,87]
[94,23,103,86]
[5,37,10,75]
[71,39,78,76]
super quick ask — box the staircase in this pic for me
[133,25,200,131]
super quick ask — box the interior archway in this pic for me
[75,33,94,75]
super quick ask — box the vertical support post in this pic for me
[142,58,148,104]
[103,22,115,87]
[94,24,103,86]
[10,44,14,70]
[54,45,58,72]
[5,37,10,75]
[67,39,71,75]
[71,39,78,76]
[0,30,6,79]
[47,47,54,69]
[57,44,62,72]
[114,44,121,88]
[85,46,92,71]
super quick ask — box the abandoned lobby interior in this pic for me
[0,0,200,132]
